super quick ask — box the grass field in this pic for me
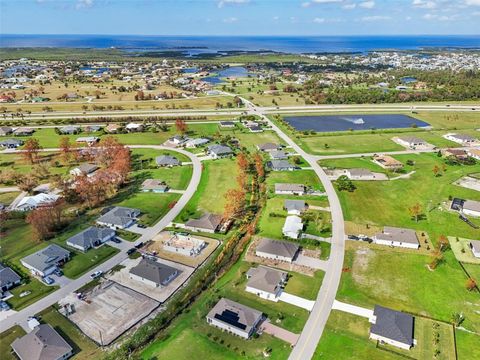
[456,330,480,360]
[265,169,325,192]
[0,191,20,205]
[448,237,480,264]
[0,326,26,360]
[284,270,324,301]
[7,278,59,310]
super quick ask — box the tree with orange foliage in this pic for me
[175,119,188,134]
[22,138,42,164]
[437,235,450,252]
[59,137,74,164]
[237,171,247,189]
[26,199,65,240]
[466,278,477,291]
[223,188,245,220]
[236,152,249,172]
[96,136,125,168]
[254,153,265,179]
[110,147,131,185]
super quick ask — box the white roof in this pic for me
[16,193,60,210]
[282,215,303,234]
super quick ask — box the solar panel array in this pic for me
[214,309,247,330]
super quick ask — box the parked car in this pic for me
[137,224,147,229]
[43,276,54,285]
[134,242,144,249]
[110,237,121,244]
[0,301,10,311]
[90,271,103,279]
[127,248,137,255]
[53,268,63,277]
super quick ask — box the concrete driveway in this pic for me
[332,300,374,321]
[49,274,70,287]
[279,292,315,311]
[260,320,299,346]
[294,254,329,272]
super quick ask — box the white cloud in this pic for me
[412,0,437,9]
[423,12,459,20]
[75,0,94,9]
[222,17,238,23]
[313,17,326,23]
[273,16,280,20]
[359,1,375,8]
[465,0,480,5]
[342,3,356,9]
[302,0,343,7]
[217,0,250,9]
[361,15,391,21]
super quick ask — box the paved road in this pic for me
[0,146,201,333]
[241,98,346,360]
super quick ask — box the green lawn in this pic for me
[62,244,119,278]
[456,330,480,360]
[265,169,325,192]
[284,270,324,301]
[6,278,58,310]
[0,326,26,360]
[448,237,480,264]
[0,191,20,205]
[37,307,101,360]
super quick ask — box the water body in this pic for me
[203,66,253,84]
[284,114,430,132]
[182,67,198,74]
[401,77,417,84]
[2,35,479,53]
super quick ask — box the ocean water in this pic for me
[1,35,479,53]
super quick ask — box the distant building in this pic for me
[0,138,23,149]
[267,160,297,171]
[345,168,377,181]
[69,163,99,177]
[125,123,144,132]
[76,137,99,146]
[129,258,179,288]
[21,244,70,277]
[462,199,480,217]
[185,138,210,148]
[156,155,181,167]
[13,127,34,136]
[206,298,263,339]
[372,155,404,171]
[369,305,414,350]
[59,125,80,135]
[467,148,480,160]
[442,148,468,160]
[444,133,478,146]
[0,126,13,136]
[96,206,141,230]
[255,238,299,263]
[66,226,116,252]
[245,266,287,302]
[274,183,306,196]
[141,179,169,193]
[282,215,303,239]
[206,144,233,159]
[257,143,281,152]
[105,124,122,133]
[284,200,308,215]
[270,150,289,160]
[219,121,236,128]
[396,136,427,149]
[15,193,61,211]
[373,227,420,249]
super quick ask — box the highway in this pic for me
[0,146,202,333]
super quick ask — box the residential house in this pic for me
[255,238,299,263]
[21,244,70,277]
[396,136,427,149]
[0,263,21,296]
[156,155,181,167]
[469,240,480,258]
[76,137,100,146]
[369,305,414,350]
[105,124,122,133]
[163,232,206,257]
[467,148,480,160]
[257,143,282,152]
[247,124,263,133]
[274,183,306,196]
[66,226,116,252]
[85,125,102,133]
[372,155,403,171]
[267,160,297,171]
[373,226,420,249]
[346,168,377,181]
[0,138,23,148]
[206,298,263,339]
[270,150,289,160]
[284,200,308,215]
[0,126,13,136]
[125,123,144,132]
[462,199,480,217]
[11,324,73,360]
[442,148,468,160]
[69,163,99,177]
[96,206,141,230]
[185,137,210,148]
[129,258,179,288]
[59,125,80,135]
[13,127,34,136]
[207,144,234,159]
[282,215,303,239]
[245,266,287,302]
[169,135,187,145]
[219,121,236,128]
[185,213,223,233]
[445,133,478,146]
[141,179,169,193]
[15,193,61,211]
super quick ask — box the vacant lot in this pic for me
[284,270,324,301]
[266,169,325,192]
[448,237,480,264]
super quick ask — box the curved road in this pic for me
[0,145,202,333]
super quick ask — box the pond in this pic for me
[283,114,430,133]
[202,66,253,84]
[182,67,198,74]
[401,76,417,84]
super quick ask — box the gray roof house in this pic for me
[397,136,427,148]
[0,263,21,293]
[13,127,35,136]
[255,238,299,263]
[274,183,306,195]
[284,200,308,215]
[257,143,281,152]
[66,226,116,252]
[11,324,73,360]
[373,226,420,249]
[346,168,376,180]
[21,244,70,277]
[369,305,414,350]
[185,213,223,234]
[141,179,169,193]
[267,160,297,171]
[129,258,179,287]
[207,144,233,159]
[59,125,80,134]
[0,138,24,148]
[155,155,181,167]
[245,266,287,301]
[96,206,141,230]
[206,298,263,339]
[470,240,480,258]
[270,150,289,160]
[0,126,13,136]
[69,163,99,177]
[219,121,236,128]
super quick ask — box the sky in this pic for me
[1,0,479,36]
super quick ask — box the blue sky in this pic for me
[1,0,479,35]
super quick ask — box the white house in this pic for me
[470,240,480,258]
[282,215,303,239]
[20,244,70,277]
[129,258,179,288]
[444,133,478,146]
[373,226,420,249]
[396,136,427,149]
[15,193,61,211]
[125,123,144,132]
[245,266,287,302]
[462,200,480,217]
[345,168,378,181]
[370,305,414,351]
[274,183,306,196]
[467,148,480,160]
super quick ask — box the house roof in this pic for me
[270,150,288,159]
[450,133,476,141]
[220,121,235,126]
[129,258,179,285]
[74,163,99,174]
[398,136,426,145]
[141,179,168,191]
[97,206,140,227]
[268,160,295,169]
[256,238,299,259]
[0,264,21,288]
[257,143,280,152]
[0,138,23,146]
[155,155,180,166]
[463,199,480,213]
[370,305,414,346]
[284,200,306,212]
[16,193,60,210]
[207,144,233,156]
[444,148,467,156]
[347,168,374,177]
[186,138,210,146]
[282,215,303,234]
[375,226,419,245]
[185,213,222,231]
[470,240,480,253]
[59,125,79,133]
[373,155,403,167]
[274,183,305,192]
[21,244,70,273]
[207,298,263,334]
[11,324,73,360]
[246,266,287,294]
[13,127,34,135]
[66,226,115,250]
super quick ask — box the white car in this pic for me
[90,271,103,279]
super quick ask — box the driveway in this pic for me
[49,274,71,287]
[332,300,374,321]
[260,320,299,346]
[294,254,329,272]
[127,224,150,235]
[279,292,315,311]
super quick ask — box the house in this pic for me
[11,324,73,360]
[219,121,236,128]
[129,258,179,288]
[185,213,223,233]
[15,193,61,211]
[185,137,210,148]
[156,155,181,167]
[0,126,13,136]
[282,215,303,239]
[444,133,478,146]
[169,135,187,145]
[257,143,282,152]
[442,148,468,160]
[59,125,80,135]
[267,160,297,171]
[21,244,70,277]
[345,168,377,181]
[141,179,169,193]
[373,226,420,249]
[274,183,306,196]
[255,238,299,263]
[76,137,100,146]
[396,136,427,149]
[96,206,141,230]
[369,305,414,350]
[85,125,102,133]
[0,138,24,148]
[467,148,480,160]
[206,298,263,339]
[125,123,144,132]
[372,155,404,171]
[207,144,233,159]
[13,127,34,136]
[469,240,480,258]
[163,232,206,257]
[245,266,287,302]
[69,163,99,177]
[462,199,480,217]
[248,125,263,133]
[284,200,308,215]
[66,226,116,252]
[270,150,289,160]
[105,123,122,133]
[0,263,21,295]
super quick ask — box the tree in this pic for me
[336,175,356,192]
[237,171,247,189]
[26,199,65,240]
[432,165,441,177]
[437,235,449,252]
[22,138,42,164]
[16,174,38,192]
[236,152,249,172]
[409,202,423,222]
[451,312,465,327]
[254,153,264,179]
[175,119,188,134]
[223,189,245,220]
[466,278,477,291]
[59,137,74,164]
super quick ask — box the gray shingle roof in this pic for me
[370,305,414,346]
[207,144,233,156]
[21,244,70,273]
[268,160,295,170]
[246,266,287,294]
[97,206,140,227]
[375,227,419,245]
[0,264,21,289]
[274,183,305,192]
[463,199,480,213]
[11,324,73,360]
[284,200,306,212]
[256,238,299,259]
[470,240,480,253]
[155,155,180,166]
[257,143,280,152]
[130,258,179,286]
[66,226,115,250]
[207,298,263,334]
[185,213,222,231]
[347,168,374,177]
